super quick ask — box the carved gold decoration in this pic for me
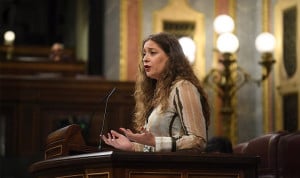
[153,0,206,79]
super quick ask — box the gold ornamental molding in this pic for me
[262,0,273,133]
[153,0,206,80]
[120,0,128,81]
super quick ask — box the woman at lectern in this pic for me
[101,32,210,152]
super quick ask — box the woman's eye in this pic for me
[142,51,147,56]
[142,50,157,57]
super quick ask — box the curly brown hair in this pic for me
[133,32,210,131]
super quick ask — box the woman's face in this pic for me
[142,40,169,80]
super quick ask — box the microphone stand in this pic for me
[98,87,116,150]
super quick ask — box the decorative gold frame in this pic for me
[274,0,300,130]
[153,0,206,79]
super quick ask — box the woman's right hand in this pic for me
[100,130,135,151]
[119,127,155,147]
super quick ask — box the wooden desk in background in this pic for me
[0,60,86,77]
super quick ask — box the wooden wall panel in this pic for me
[0,75,135,177]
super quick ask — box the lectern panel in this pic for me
[188,172,240,178]
[129,171,182,178]
[56,174,84,178]
[86,172,110,178]
[128,171,241,178]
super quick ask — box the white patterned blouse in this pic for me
[133,79,207,152]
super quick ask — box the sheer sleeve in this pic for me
[172,80,207,152]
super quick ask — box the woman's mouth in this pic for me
[144,65,150,72]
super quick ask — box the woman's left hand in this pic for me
[119,127,155,147]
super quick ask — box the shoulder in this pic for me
[170,79,201,105]
[172,79,196,90]
[171,79,199,96]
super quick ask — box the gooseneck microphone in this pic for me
[98,87,117,150]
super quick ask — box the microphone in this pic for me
[98,87,116,150]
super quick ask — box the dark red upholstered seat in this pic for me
[233,131,288,178]
[277,131,300,178]
[233,142,248,154]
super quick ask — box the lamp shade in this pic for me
[255,32,276,53]
[213,14,235,34]
[179,36,196,64]
[4,31,16,45]
[217,32,239,53]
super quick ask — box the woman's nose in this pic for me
[143,55,149,62]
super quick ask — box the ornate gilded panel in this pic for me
[274,0,300,130]
[163,21,195,38]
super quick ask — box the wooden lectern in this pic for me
[35,124,259,178]
[44,124,98,159]
[30,151,259,178]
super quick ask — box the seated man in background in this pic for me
[49,43,72,62]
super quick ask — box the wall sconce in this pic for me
[179,36,196,64]
[204,14,276,140]
[3,30,16,60]
[255,32,276,81]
